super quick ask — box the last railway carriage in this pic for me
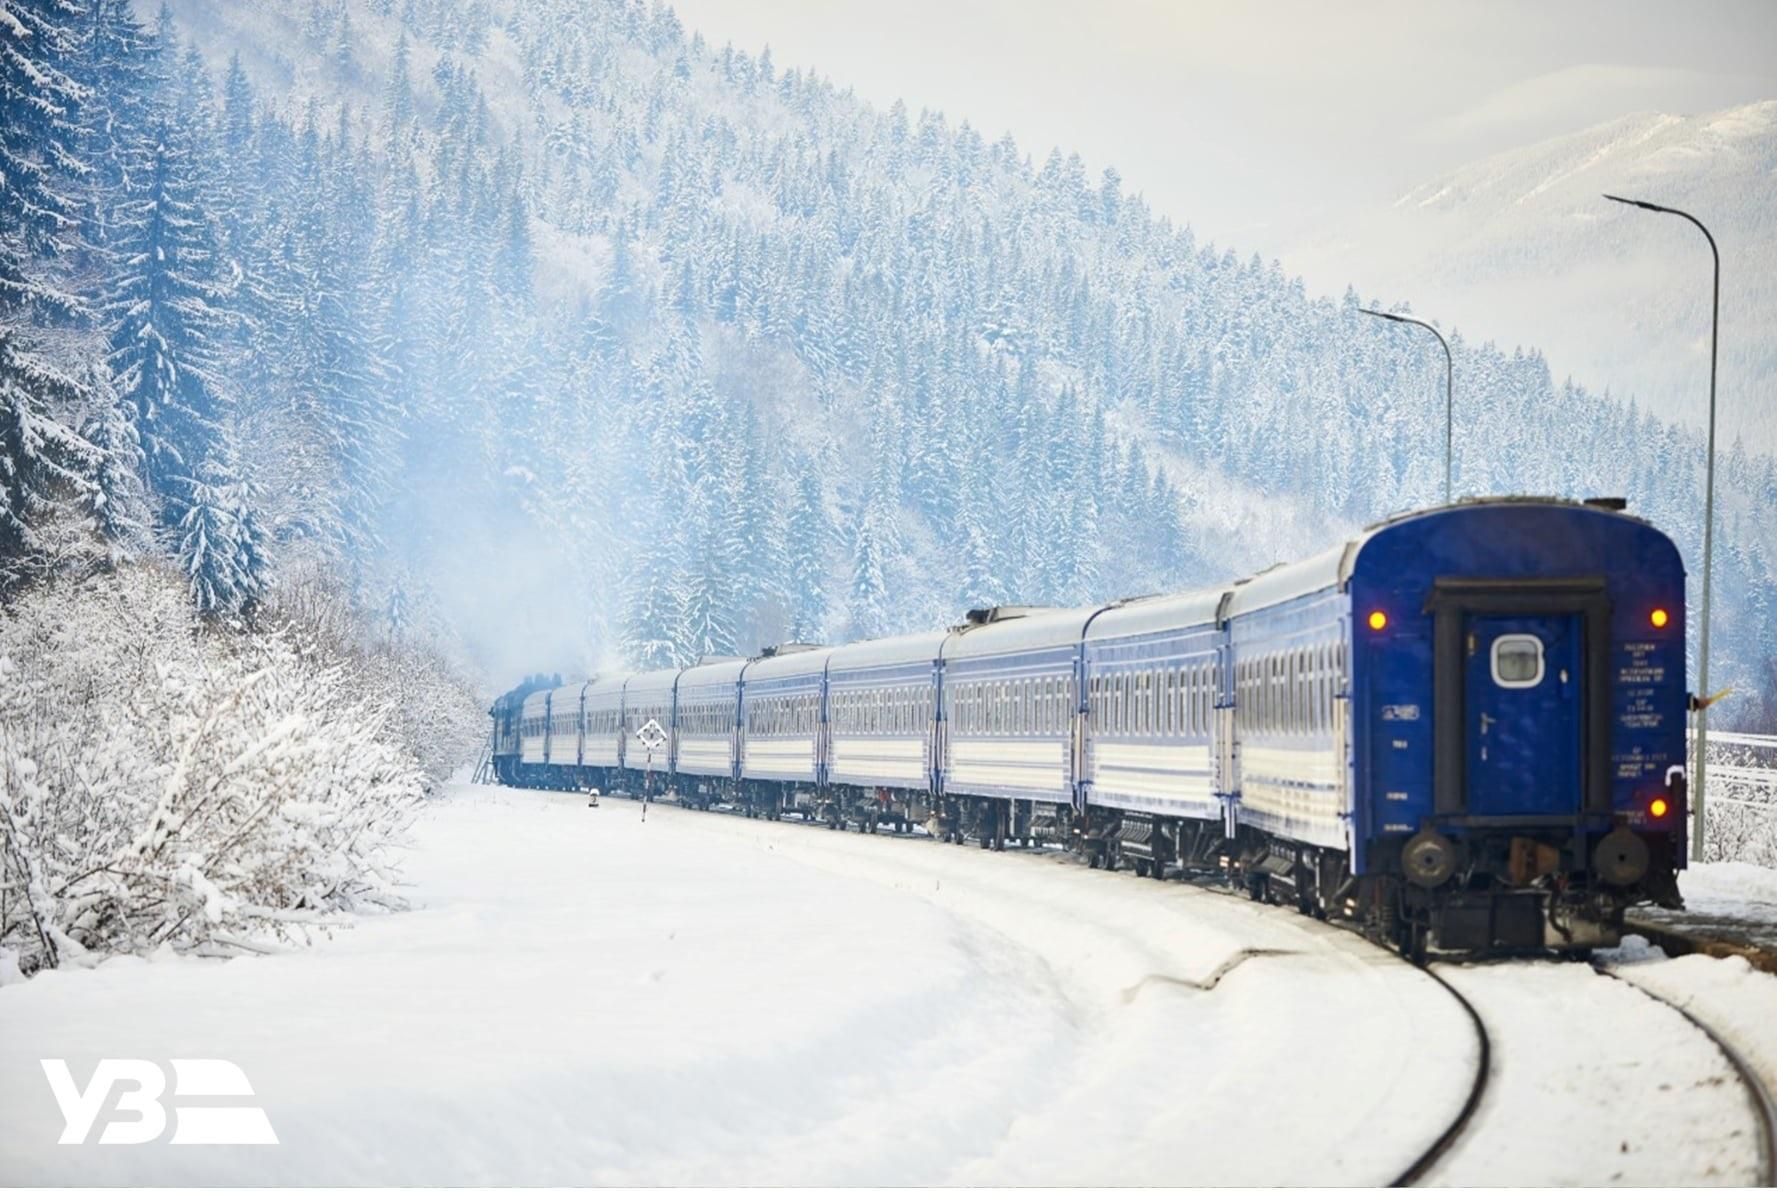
[489,497,1689,958]
[1327,498,1686,955]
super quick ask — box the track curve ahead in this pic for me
[1594,965,1777,1187]
[1390,965,1492,1186]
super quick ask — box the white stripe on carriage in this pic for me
[1239,778,1344,828]
[742,739,816,780]
[948,739,1067,793]
[832,737,927,783]
[582,741,620,766]
[1239,744,1342,788]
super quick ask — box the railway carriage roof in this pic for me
[622,667,682,698]
[677,657,749,690]
[826,629,950,674]
[1223,541,1352,618]
[1084,588,1226,641]
[1222,497,1650,617]
[521,688,553,716]
[943,605,1105,661]
[743,647,834,683]
[585,672,629,700]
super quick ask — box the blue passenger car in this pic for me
[1217,499,1687,953]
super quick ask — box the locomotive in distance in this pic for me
[491,497,1690,959]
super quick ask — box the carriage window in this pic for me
[1492,635,1545,688]
[1294,650,1305,735]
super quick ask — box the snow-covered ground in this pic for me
[1678,861,1777,927]
[2,782,1774,1186]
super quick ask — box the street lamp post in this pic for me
[1360,307,1454,504]
[1604,194,1720,863]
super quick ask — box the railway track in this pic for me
[1386,964,1492,1186]
[1593,964,1777,1187]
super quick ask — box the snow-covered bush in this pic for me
[258,555,487,788]
[0,564,433,978]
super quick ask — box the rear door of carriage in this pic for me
[1428,579,1611,822]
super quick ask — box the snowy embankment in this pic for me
[2,783,1774,1186]
[1,782,1470,1186]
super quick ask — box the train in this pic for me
[489,497,1691,959]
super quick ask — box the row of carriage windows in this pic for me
[1088,661,1218,738]
[831,684,931,736]
[747,692,820,735]
[949,676,1069,736]
[676,697,732,736]
[1235,640,1345,737]
[522,645,1348,743]
[623,706,669,736]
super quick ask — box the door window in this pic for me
[1491,634,1545,688]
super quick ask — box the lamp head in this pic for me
[1604,193,1662,213]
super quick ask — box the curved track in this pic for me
[1389,964,1492,1186]
[1594,965,1777,1187]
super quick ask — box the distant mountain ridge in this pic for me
[1288,100,1777,454]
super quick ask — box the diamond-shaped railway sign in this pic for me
[635,718,668,753]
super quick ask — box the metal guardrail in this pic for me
[1694,730,1777,867]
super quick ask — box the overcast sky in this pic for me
[670,0,1776,252]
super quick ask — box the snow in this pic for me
[1430,960,1763,1186]
[0,781,1471,1186]
[1681,860,1777,926]
[3,782,1773,1185]
[1604,940,1777,1111]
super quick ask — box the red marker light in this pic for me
[1650,608,1670,629]
[1367,610,1388,632]
[1650,797,1670,819]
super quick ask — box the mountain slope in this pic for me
[116,0,1777,720]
